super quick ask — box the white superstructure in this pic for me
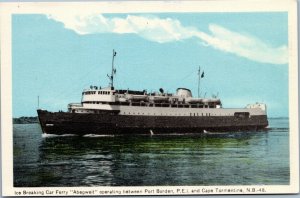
[68,86,267,118]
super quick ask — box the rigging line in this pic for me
[180,69,197,81]
[49,63,107,100]
[162,68,197,94]
[59,82,93,102]
[115,75,129,90]
[43,83,89,103]
[60,60,122,99]
[114,70,132,89]
[62,59,121,99]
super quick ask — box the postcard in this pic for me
[0,0,299,196]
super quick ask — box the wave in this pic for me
[267,127,289,131]
[203,131,230,135]
[269,117,289,120]
[40,162,70,166]
[42,133,78,138]
[83,134,115,137]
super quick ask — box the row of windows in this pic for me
[83,91,114,95]
[82,101,217,108]
[190,112,210,116]
[120,112,248,117]
[121,112,213,116]
[73,109,115,115]
[84,91,96,95]
[72,109,250,118]
[98,91,112,95]
[73,110,219,116]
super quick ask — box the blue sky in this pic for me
[12,12,288,117]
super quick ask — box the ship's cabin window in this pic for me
[85,91,96,95]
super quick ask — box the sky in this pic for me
[12,12,288,117]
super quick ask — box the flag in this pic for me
[114,51,117,56]
[201,71,204,78]
[113,68,116,74]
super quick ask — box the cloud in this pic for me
[46,12,288,64]
[193,25,288,64]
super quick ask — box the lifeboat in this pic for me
[117,97,127,102]
[125,94,133,100]
[185,97,203,103]
[149,95,169,102]
[202,98,221,104]
[125,94,148,101]
[210,98,221,103]
[131,95,148,101]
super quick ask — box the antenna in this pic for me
[108,49,117,89]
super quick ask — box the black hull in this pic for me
[37,110,268,135]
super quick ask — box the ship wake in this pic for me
[42,133,78,138]
[83,134,115,137]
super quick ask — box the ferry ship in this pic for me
[37,50,268,135]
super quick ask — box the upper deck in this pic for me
[80,86,222,109]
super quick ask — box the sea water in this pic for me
[13,118,289,187]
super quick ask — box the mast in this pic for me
[197,66,204,98]
[108,49,117,89]
[198,66,200,98]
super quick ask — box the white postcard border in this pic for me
[0,0,298,196]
